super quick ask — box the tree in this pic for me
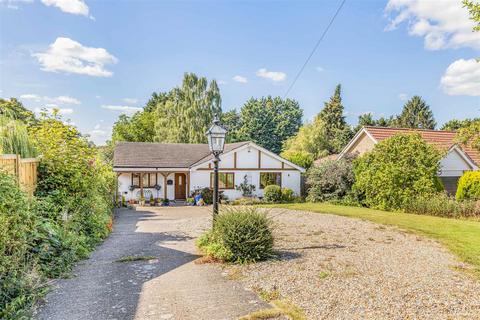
[155,73,222,143]
[354,113,395,132]
[463,0,480,32]
[0,98,36,125]
[238,96,302,154]
[457,120,480,151]
[353,133,443,210]
[281,84,351,168]
[317,84,352,152]
[441,118,480,131]
[395,96,436,129]
[221,109,243,143]
[111,111,156,143]
[0,115,37,158]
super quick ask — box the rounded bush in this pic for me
[197,207,274,263]
[456,171,480,201]
[281,187,295,202]
[306,157,355,202]
[263,185,282,203]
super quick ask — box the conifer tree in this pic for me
[395,96,436,130]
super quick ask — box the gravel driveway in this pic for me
[34,207,268,320]
[226,208,480,319]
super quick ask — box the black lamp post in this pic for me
[206,115,227,225]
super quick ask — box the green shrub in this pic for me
[0,172,42,319]
[403,193,480,218]
[353,133,443,210]
[306,157,355,202]
[281,188,295,203]
[197,207,274,263]
[194,187,213,204]
[263,185,282,203]
[456,171,480,201]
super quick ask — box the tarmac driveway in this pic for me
[34,207,268,320]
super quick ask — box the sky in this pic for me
[1,0,479,145]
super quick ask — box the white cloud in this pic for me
[101,105,142,114]
[256,68,286,82]
[217,80,227,85]
[232,75,248,83]
[33,37,118,77]
[315,66,324,72]
[441,58,480,96]
[122,98,138,104]
[20,93,81,104]
[398,93,408,101]
[34,107,74,115]
[41,0,91,17]
[385,0,480,50]
[0,0,33,10]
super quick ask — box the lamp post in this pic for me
[206,115,227,225]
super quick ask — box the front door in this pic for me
[174,173,187,200]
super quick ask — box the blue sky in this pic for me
[1,0,479,145]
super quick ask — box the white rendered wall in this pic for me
[439,149,472,177]
[117,172,176,201]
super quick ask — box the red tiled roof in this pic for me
[364,126,480,166]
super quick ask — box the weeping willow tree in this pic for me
[155,73,222,143]
[0,115,37,158]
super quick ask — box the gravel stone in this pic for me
[226,208,480,319]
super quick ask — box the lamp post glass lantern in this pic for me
[206,116,227,224]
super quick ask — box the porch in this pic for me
[116,170,191,204]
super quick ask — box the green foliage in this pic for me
[0,173,41,319]
[155,73,221,143]
[0,115,37,158]
[0,98,36,125]
[395,96,436,129]
[354,113,395,132]
[457,119,480,151]
[238,96,302,154]
[353,133,443,210]
[221,109,243,143]
[306,157,355,202]
[456,171,480,201]
[193,187,213,205]
[263,185,282,203]
[281,188,295,203]
[111,112,156,143]
[197,207,274,263]
[281,84,351,164]
[281,150,314,169]
[230,197,264,206]
[463,0,480,31]
[404,193,480,218]
[441,118,480,131]
[235,174,256,197]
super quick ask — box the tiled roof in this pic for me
[113,141,249,168]
[364,126,480,165]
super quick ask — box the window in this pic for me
[131,173,157,187]
[260,172,281,189]
[210,172,235,189]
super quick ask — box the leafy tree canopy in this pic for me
[155,73,222,143]
[281,84,351,168]
[457,120,480,151]
[441,118,480,131]
[463,0,480,31]
[238,96,302,154]
[0,98,36,125]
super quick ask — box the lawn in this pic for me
[261,203,480,275]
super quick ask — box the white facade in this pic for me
[115,142,304,201]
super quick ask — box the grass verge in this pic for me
[116,255,156,263]
[260,203,480,276]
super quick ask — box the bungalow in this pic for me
[338,126,479,194]
[113,141,305,202]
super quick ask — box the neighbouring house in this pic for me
[113,141,305,202]
[338,126,480,194]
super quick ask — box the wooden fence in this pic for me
[0,154,39,197]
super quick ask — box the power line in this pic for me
[283,0,347,99]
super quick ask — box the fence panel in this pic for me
[0,154,39,196]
